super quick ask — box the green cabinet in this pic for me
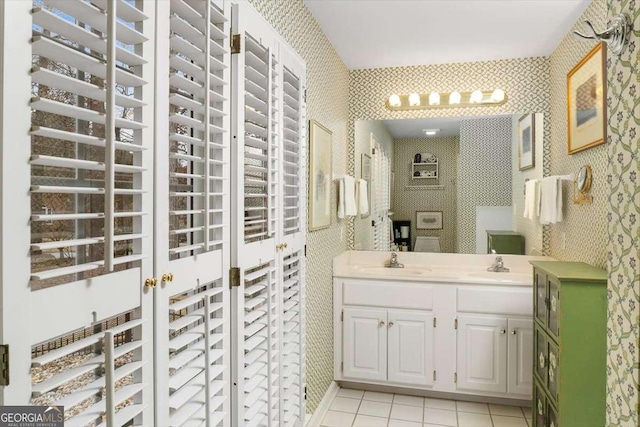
[530,261,607,427]
[487,230,524,255]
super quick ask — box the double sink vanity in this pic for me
[332,251,548,405]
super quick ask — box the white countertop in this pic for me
[333,251,551,286]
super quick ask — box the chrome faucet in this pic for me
[386,252,404,268]
[487,255,510,272]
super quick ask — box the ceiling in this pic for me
[304,0,591,70]
[382,115,513,139]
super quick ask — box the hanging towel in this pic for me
[338,176,357,219]
[540,176,563,224]
[523,179,540,221]
[357,179,369,215]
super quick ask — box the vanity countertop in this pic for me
[333,251,551,286]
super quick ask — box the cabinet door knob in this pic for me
[510,329,517,335]
[144,277,157,288]
[500,329,506,334]
[379,321,385,327]
[388,321,394,328]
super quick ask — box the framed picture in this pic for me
[416,211,443,230]
[361,153,371,180]
[567,42,606,154]
[518,113,535,170]
[309,120,332,231]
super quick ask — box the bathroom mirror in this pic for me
[576,164,592,192]
[353,113,545,255]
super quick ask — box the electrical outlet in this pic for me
[561,232,566,250]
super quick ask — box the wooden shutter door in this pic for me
[154,0,231,425]
[0,1,156,425]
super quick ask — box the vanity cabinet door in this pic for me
[534,271,548,327]
[507,318,533,396]
[343,307,387,381]
[456,316,508,393]
[548,278,560,339]
[387,310,434,386]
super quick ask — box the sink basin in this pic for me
[351,265,432,276]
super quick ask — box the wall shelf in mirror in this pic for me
[412,160,439,180]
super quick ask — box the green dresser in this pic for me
[487,230,524,254]
[530,261,607,427]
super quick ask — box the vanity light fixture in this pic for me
[423,129,440,136]
[428,92,440,106]
[408,93,421,106]
[449,91,461,105]
[385,89,507,110]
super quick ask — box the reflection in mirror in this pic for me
[353,113,544,255]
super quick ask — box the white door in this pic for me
[456,316,508,393]
[387,310,434,386]
[1,1,155,425]
[343,308,387,382]
[153,0,231,425]
[507,318,533,396]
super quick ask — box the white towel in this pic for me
[338,176,357,218]
[540,176,563,224]
[523,179,540,221]
[357,179,369,215]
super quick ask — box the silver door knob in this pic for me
[388,321,394,327]
[510,330,517,335]
[500,329,506,334]
[379,321,385,327]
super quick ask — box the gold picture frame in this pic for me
[567,42,607,154]
[308,120,332,231]
[518,113,535,170]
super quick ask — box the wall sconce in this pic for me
[385,89,508,111]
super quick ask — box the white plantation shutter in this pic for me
[154,1,231,426]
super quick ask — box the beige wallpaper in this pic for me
[512,113,545,255]
[458,117,514,253]
[547,0,608,268]
[354,120,393,250]
[392,137,459,253]
[348,57,552,250]
[246,0,349,412]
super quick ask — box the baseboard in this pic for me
[306,381,340,427]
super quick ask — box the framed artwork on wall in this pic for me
[309,120,332,231]
[518,113,535,170]
[416,211,443,230]
[567,42,606,154]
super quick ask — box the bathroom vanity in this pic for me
[333,251,548,404]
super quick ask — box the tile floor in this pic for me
[321,388,532,427]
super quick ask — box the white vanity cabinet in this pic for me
[334,276,533,402]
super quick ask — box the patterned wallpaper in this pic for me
[354,120,393,250]
[348,57,551,250]
[458,117,514,253]
[392,137,459,253]
[603,0,639,424]
[246,0,350,412]
[548,0,608,269]
[512,113,545,255]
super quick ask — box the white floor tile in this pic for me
[358,399,392,418]
[424,408,457,426]
[389,419,423,427]
[321,410,356,427]
[390,403,423,422]
[353,414,388,427]
[330,397,361,414]
[456,401,489,414]
[363,390,394,403]
[457,411,492,427]
[522,407,532,418]
[492,415,529,427]
[338,388,365,400]
[489,404,526,418]
[424,397,457,411]
[393,394,424,407]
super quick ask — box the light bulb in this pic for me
[491,88,505,102]
[449,91,461,105]
[470,89,483,103]
[388,94,401,107]
[408,93,421,106]
[429,92,440,106]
